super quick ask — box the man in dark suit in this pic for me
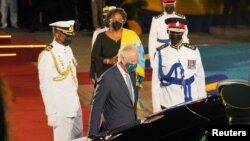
[88,44,139,139]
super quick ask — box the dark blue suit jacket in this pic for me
[88,65,138,136]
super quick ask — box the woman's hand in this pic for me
[104,56,118,65]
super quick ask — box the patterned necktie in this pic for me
[125,74,134,103]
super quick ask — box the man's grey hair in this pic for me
[118,44,138,61]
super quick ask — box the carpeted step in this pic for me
[0,31,11,44]
[0,36,46,63]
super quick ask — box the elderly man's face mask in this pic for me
[122,56,138,73]
[125,62,137,73]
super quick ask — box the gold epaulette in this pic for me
[44,44,53,51]
[38,45,52,63]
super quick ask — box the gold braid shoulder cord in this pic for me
[49,50,77,85]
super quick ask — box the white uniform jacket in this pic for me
[151,43,206,113]
[38,40,81,117]
[148,12,189,67]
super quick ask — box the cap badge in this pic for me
[176,21,180,27]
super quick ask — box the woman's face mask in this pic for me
[111,21,123,31]
[62,35,73,46]
[165,5,174,14]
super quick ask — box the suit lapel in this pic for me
[112,65,134,105]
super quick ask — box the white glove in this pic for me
[47,114,58,128]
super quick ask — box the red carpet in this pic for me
[0,63,90,141]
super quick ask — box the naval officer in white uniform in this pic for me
[38,20,83,141]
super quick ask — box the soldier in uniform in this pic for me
[151,17,206,113]
[148,0,189,67]
[38,20,83,141]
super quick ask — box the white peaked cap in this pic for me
[49,20,75,28]
[49,20,75,36]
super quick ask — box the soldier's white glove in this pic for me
[47,114,58,128]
